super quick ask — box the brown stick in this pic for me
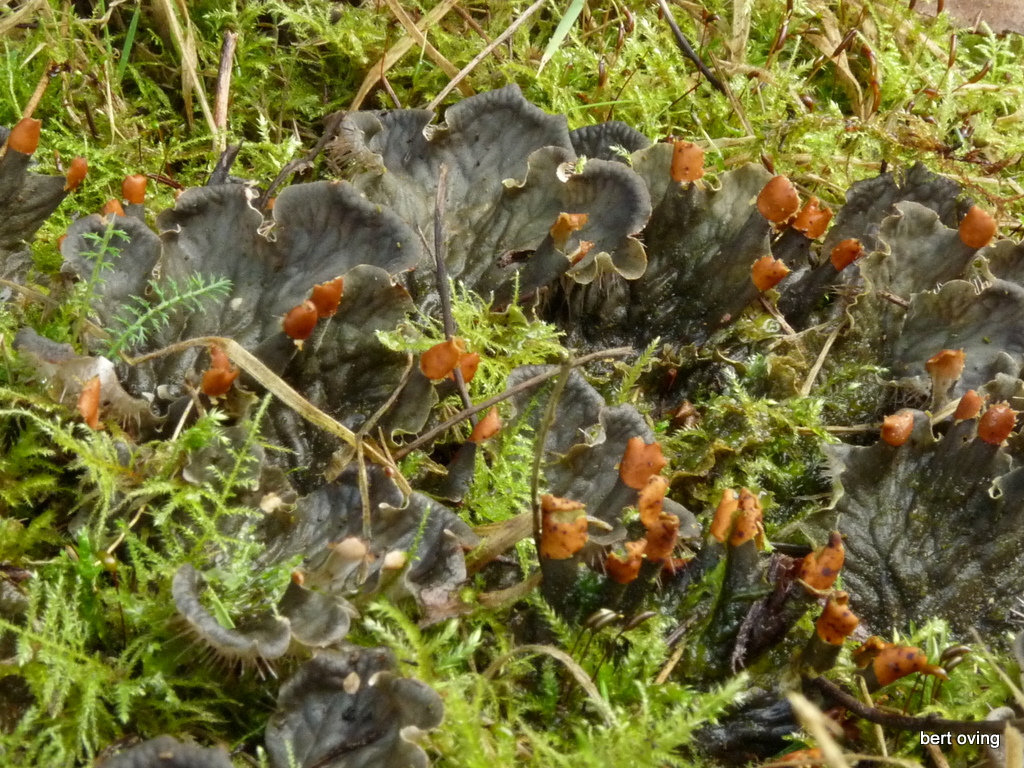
[452,3,499,53]
[807,675,1020,735]
[656,0,726,94]
[256,110,347,210]
[22,61,59,120]
[213,31,238,151]
[381,76,402,108]
[878,290,910,308]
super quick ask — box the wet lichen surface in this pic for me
[6,2,1024,767]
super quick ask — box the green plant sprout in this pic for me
[70,221,123,345]
[103,274,232,357]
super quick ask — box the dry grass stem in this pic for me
[426,0,547,111]
[153,0,218,138]
[0,0,44,37]
[483,644,617,727]
[350,0,460,110]
[382,0,472,96]
[800,322,844,396]
[122,336,410,494]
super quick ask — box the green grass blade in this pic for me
[116,3,141,84]
[538,0,585,73]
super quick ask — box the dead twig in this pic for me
[878,290,910,309]
[656,0,726,95]
[787,692,850,768]
[655,638,688,684]
[213,30,238,152]
[381,76,402,108]
[0,279,111,339]
[256,110,347,210]
[796,424,879,435]
[22,61,62,120]
[467,513,532,574]
[477,569,541,608]
[0,0,45,38]
[359,353,414,438]
[807,676,1021,735]
[857,675,888,758]
[356,435,372,552]
[760,296,798,338]
[0,278,62,311]
[452,3,499,53]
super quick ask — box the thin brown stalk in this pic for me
[356,436,372,541]
[432,164,473,412]
[529,357,571,544]
[452,3,498,52]
[857,675,888,758]
[359,353,414,437]
[0,0,44,37]
[477,570,541,608]
[256,111,348,210]
[392,346,633,460]
[467,513,532,574]
[796,424,878,435]
[788,692,850,768]
[879,290,910,308]
[0,279,111,339]
[381,76,402,108]
[655,641,687,684]
[759,296,797,337]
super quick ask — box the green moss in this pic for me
[355,595,746,768]
[661,357,836,529]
